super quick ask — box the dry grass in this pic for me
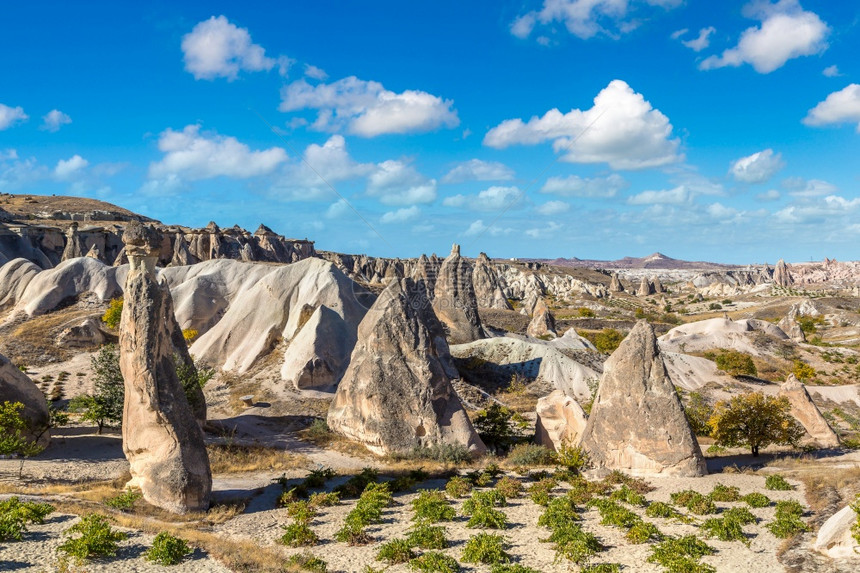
[207,442,309,474]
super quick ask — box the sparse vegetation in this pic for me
[708,392,804,456]
[145,531,192,565]
[505,443,554,466]
[472,403,528,452]
[101,297,123,329]
[410,551,460,573]
[376,538,415,564]
[0,497,55,541]
[462,532,510,565]
[104,488,142,511]
[765,474,793,491]
[412,489,456,523]
[57,513,128,563]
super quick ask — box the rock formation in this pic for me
[609,273,624,292]
[472,252,512,310]
[778,374,840,448]
[581,320,707,477]
[56,317,106,348]
[814,505,860,558]
[0,352,50,446]
[778,314,806,343]
[637,276,655,296]
[535,390,588,451]
[652,276,664,293]
[119,221,211,513]
[281,305,355,392]
[773,258,794,287]
[61,222,84,260]
[526,298,557,339]
[327,278,485,456]
[432,244,484,344]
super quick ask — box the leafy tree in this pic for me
[712,350,757,377]
[708,392,804,457]
[0,401,45,458]
[70,345,124,433]
[174,355,214,412]
[587,328,626,354]
[101,297,123,330]
[681,391,714,437]
[792,360,816,382]
[472,403,527,453]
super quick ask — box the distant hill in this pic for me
[528,252,738,271]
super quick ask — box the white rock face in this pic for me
[535,390,588,451]
[0,352,50,446]
[778,374,840,448]
[814,505,860,559]
[661,351,723,392]
[659,317,788,357]
[11,257,121,316]
[281,305,355,392]
[0,258,40,308]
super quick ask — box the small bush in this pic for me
[410,552,460,573]
[462,533,510,564]
[104,488,142,511]
[302,467,337,489]
[445,476,472,498]
[626,521,663,544]
[463,490,507,514]
[308,492,340,508]
[333,522,372,545]
[742,492,771,508]
[670,490,716,515]
[145,531,192,565]
[287,501,317,524]
[280,523,318,547]
[101,297,123,329]
[467,504,508,529]
[567,477,611,504]
[0,497,55,541]
[401,443,472,463]
[774,500,806,518]
[609,484,647,506]
[377,539,415,564]
[413,489,456,523]
[334,467,379,498]
[765,474,793,491]
[589,499,641,529]
[285,552,328,572]
[473,404,528,452]
[490,564,541,573]
[407,523,448,549]
[647,535,716,573]
[538,496,581,529]
[554,443,591,474]
[544,523,604,565]
[57,514,128,563]
[527,477,558,504]
[495,476,524,499]
[708,483,740,502]
[646,502,685,521]
[766,514,808,538]
[506,443,554,466]
[701,517,748,544]
[603,470,654,494]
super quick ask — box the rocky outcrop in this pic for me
[432,244,483,344]
[814,505,860,558]
[659,317,789,358]
[56,317,106,348]
[535,390,588,451]
[473,252,512,310]
[609,273,624,293]
[61,222,85,261]
[0,352,50,446]
[637,277,655,297]
[281,305,355,392]
[773,258,793,287]
[778,374,840,448]
[327,278,485,456]
[526,298,557,339]
[581,321,707,477]
[652,276,664,293]
[778,315,806,343]
[12,257,122,317]
[119,222,211,513]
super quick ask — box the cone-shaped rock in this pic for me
[778,374,840,448]
[119,221,211,513]
[526,298,557,338]
[581,320,707,477]
[535,390,587,451]
[773,259,793,287]
[637,276,655,297]
[328,278,486,456]
[472,252,512,310]
[432,244,483,344]
[609,273,624,293]
[0,352,50,446]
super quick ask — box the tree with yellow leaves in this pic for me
[708,392,804,457]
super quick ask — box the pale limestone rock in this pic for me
[581,321,707,477]
[56,317,105,348]
[0,352,50,446]
[281,305,355,392]
[774,258,794,287]
[473,252,512,310]
[778,374,840,448]
[526,298,557,339]
[637,276,655,297]
[119,221,211,513]
[814,505,860,559]
[432,244,483,344]
[609,273,624,293]
[328,278,485,456]
[535,390,588,451]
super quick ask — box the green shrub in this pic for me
[723,507,756,525]
[567,477,611,504]
[407,523,448,549]
[554,443,590,473]
[506,443,554,466]
[588,499,641,529]
[587,328,626,354]
[766,514,808,538]
[144,531,192,565]
[104,488,142,511]
[538,496,581,529]
[462,532,510,564]
[582,565,622,573]
[647,535,716,573]
[473,404,528,452]
[334,467,379,498]
[670,490,716,515]
[445,476,472,498]
[287,500,317,524]
[609,484,647,506]
[467,504,508,529]
[490,565,541,573]
[626,521,663,544]
[463,490,507,514]
[849,494,860,545]
[101,297,123,329]
[742,492,771,508]
[376,539,415,564]
[400,443,472,463]
[308,492,340,508]
[302,467,336,489]
[278,486,309,507]
[701,517,748,544]
[774,500,806,518]
[280,522,318,547]
[682,392,714,437]
[527,477,558,502]
[0,497,55,541]
[544,523,604,565]
[333,522,372,545]
[285,552,328,572]
[0,401,46,458]
[495,476,524,499]
[708,483,740,502]
[57,514,128,563]
[602,470,654,494]
[410,552,460,573]
[713,351,757,377]
[412,489,455,523]
[765,474,793,491]
[646,502,685,521]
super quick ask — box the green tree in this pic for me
[70,345,124,433]
[586,328,626,354]
[682,392,714,437]
[708,392,804,457]
[712,351,757,377]
[472,403,527,453]
[174,354,214,412]
[792,360,816,382]
[0,401,45,458]
[101,297,123,330]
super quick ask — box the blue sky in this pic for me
[1,1,859,263]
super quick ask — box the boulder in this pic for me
[432,244,484,344]
[56,317,106,348]
[0,352,50,446]
[328,278,485,456]
[119,222,211,513]
[814,505,860,559]
[281,305,355,392]
[773,258,793,287]
[581,321,707,477]
[778,374,840,448]
[778,315,806,343]
[535,390,588,451]
[526,298,557,339]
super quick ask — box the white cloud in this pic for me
[0,151,44,190]
[757,189,781,201]
[443,186,523,211]
[441,159,515,184]
[729,149,784,183]
[148,124,287,180]
[803,84,860,131]
[181,16,276,80]
[774,194,860,224]
[41,109,72,132]
[671,28,688,40]
[325,199,350,219]
[280,76,459,137]
[707,202,740,220]
[54,155,89,181]
[536,200,571,215]
[366,160,437,205]
[511,0,682,41]
[526,221,563,239]
[291,135,374,186]
[540,173,628,197]
[304,64,328,80]
[700,1,829,74]
[822,65,841,77]
[681,27,716,52]
[463,219,514,237]
[782,177,837,197]
[484,80,681,169]
[381,206,420,224]
[0,104,28,130]
[627,185,690,205]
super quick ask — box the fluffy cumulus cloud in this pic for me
[148,124,287,181]
[729,149,785,183]
[782,177,837,197]
[380,206,421,224]
[822,65,841,77]
[41,109,72,132]
[511,0,682,41]
[774,194,860,225]
[627,185,691,205]
[677,27,716,52]
[0,150,44,190]
[443,186,523,211]
[700,0,829,74]
[441,159,515,184]
[540,173,628,197]
[0,103,28,130]
[366,160,437,205]
[181,15,277,80]
[54,155,89,181]
[484,80,681,169]
[535,200,571,215]
[463,219,514,237]
[279,76,459,137]
[803,84,860,131]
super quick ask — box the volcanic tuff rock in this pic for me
[0,352,50,446]
[814,505,860,558]
[473,252,512,310]
[581,320,707,477]
[778,374,840,448]
[432,244,484,344]
[526,298,557,339]
[609,273,624,292]
[281,305,355,392]
[636,276,655,297]
[773,258,793,287]
[327,278,485,456]
[659,317,789,358]
[119,221,211,513]
[535,390,588,451]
